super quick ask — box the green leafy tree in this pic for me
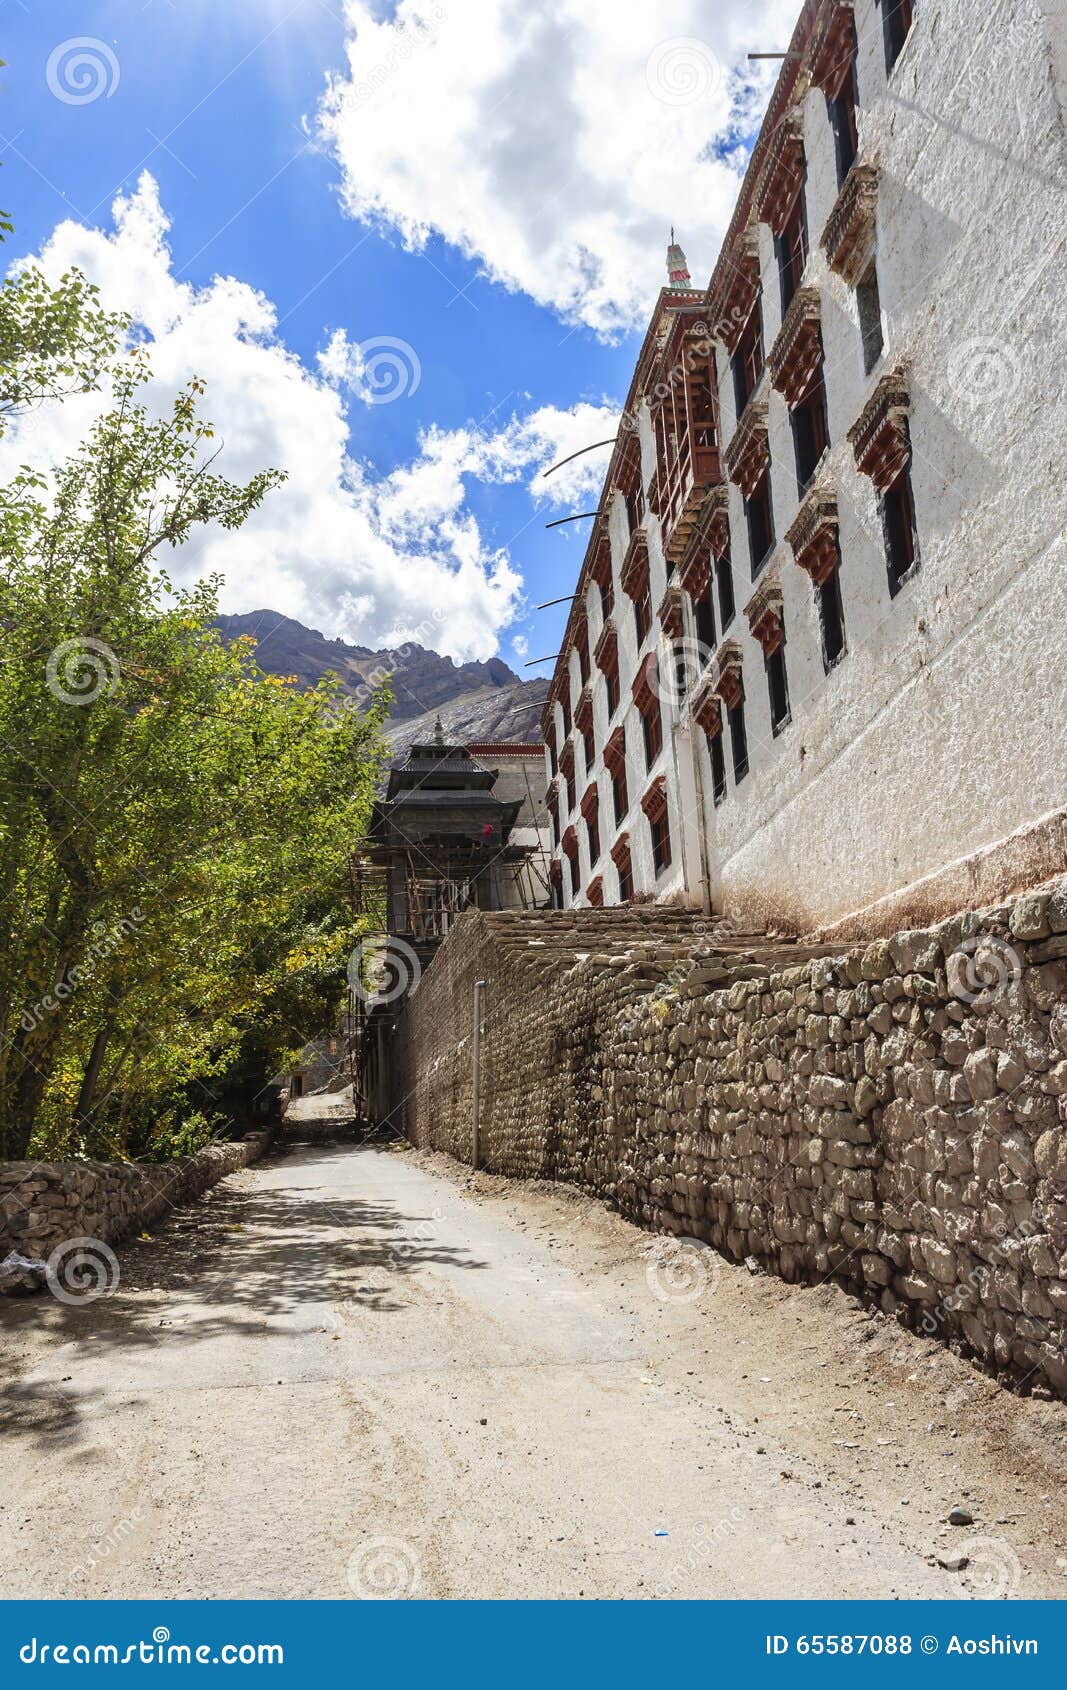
[0,301,387,1159]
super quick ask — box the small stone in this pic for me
[1010,893,1050,941]
[937,1551,970,1572]
[947,1506,973,1526]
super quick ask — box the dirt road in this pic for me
[1,1139,1063,1599]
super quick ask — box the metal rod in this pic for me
[534,593,577,610]
[545,511,597,529]
[541,437,617,478]
[747,51,787,58]
[523,654,562,667]
[471,978,485,1169]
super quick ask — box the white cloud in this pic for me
[2,175,618,661]
[316,0,799,336]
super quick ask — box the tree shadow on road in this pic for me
[0,1142,488,1453]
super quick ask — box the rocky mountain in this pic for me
[213,611,547,746]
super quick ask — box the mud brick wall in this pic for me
[0,1130,273,1264]
[387,889,1067,1397]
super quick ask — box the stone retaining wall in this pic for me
[0,1130,274,1266]
[385,888,1067,1396]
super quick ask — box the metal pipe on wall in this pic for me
[471,978,485,1168]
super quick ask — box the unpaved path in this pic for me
[1,1140,1063,1599]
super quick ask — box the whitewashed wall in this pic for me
[695,0,1067,929]
[549,0,1066,928]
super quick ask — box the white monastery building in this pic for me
[541,0,1067,935]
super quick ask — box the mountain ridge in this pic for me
[213,610,547,747]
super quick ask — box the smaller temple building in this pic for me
[353,727,550,1120]
[360,726,549,973]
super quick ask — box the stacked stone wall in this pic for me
[0,1130,273,1266]
[387,889,1067,1396]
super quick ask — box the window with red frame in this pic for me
[599,576,614,620]
[776,188,809,316]
[633,582,652,646]
[614,841,633,902]
[716,548,736,630]
[649,808,672,875]
[605,664,620,717]
[561,692,572,737]
[586,808,600,867]
[728,697,749,784]
[611,761,628,826]
[881,0,914,74]
[745,468,775,578]
[547,729,558,778]
[731,297,764,417]
[881,462,920,595]
[577,635,590,685]
[582,723,594,773]
[828,39,860,187]
[818,563,847,672]
[791,379,829,497]
[641,700,663,770]
[709,730,727,804]
[693,578,716,658]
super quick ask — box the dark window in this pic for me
[650,810,672,875]
[791,381,829,497]
[641,703,663,770]
[587,812,600,867]
[566,767,576,811]
[766,641,791,735]
[693,588,716,658]
[881,463,920,595]
[615,846,633,902]
[561,694,571,738]
[716,550,736,629]
[564,853,575,900]
[728,699,749,784]
[709,732,727,804]
[578,638,590,685]
[746,469,775,577]
[633,586,652,647]
[582,726,594,772]
[672,641,688,703]
[551,809,560,849]
[776,188,809,317]
[827,72,859,189]
[611,765,628,827]
[882,0,914,75]
[599,577,614,619]
[606,666,620,717]
[548,734,558,778]
[856,260,884,373]
[731,298,764,417]
[817,566,847,671]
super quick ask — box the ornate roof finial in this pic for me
[433,715,445,749]
[667,229,692,286]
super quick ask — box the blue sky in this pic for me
[0,0,789,671]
